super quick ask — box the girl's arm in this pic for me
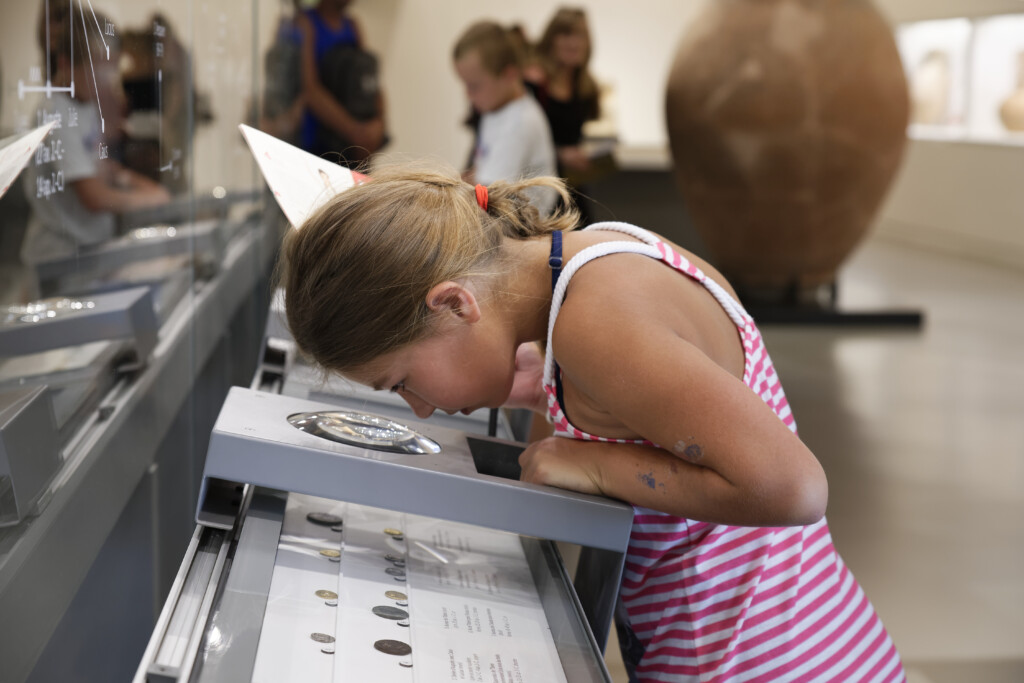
[521,286,827,527]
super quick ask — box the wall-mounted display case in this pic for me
[896,13,1024,145]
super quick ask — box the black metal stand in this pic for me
[739,280,925,329]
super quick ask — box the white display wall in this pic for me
[896,14,1024,144]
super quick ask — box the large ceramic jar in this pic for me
[666,0,909,296]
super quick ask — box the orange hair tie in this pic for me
[474,184,489,212]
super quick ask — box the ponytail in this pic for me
[480,176,579,238]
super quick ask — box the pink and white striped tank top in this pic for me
[542,222,904,682]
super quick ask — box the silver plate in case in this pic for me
[287,410,441,455]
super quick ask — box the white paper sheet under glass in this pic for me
[250,494,568,682]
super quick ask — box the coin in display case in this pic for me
[310,633,335,644]
[384,554,404,563]
[384,567,406,577]
[322,645,336,655]
[307,512,344,526]
[372,605,410,620]
[399,659,413,668]
[374,639,412,656]
[396,600,408,607]
[319,549,341,559]
[331,525,344,533]
[315,590,338,600]
[385,590,407,601]
[397,619,410,627]
[383,528,403,537]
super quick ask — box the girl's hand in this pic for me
[519,436,604,496]
[504,342,547,414]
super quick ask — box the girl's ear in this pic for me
[425,281,481,323]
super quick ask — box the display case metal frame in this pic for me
[0,211,279,683]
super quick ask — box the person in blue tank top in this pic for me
[295,0,386,164]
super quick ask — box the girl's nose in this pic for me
[399,390,435,419]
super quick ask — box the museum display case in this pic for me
[896,13,1024,144]
[133,295,629,682]
[0,1,279,681]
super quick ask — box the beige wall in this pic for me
[0,0,271,193]
[879,140,1024,268]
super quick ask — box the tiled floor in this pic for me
[599,236,1024,681]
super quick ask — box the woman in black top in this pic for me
[525,8,601,222]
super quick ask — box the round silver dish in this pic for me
[288,411,441,455]
[3,298,96,325]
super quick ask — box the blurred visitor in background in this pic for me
[295,0,387,167]
[453,20,556,215]
[21,0,169,280]
[260,0,306,145]
[119,13,204,195]
[525,7,604,223]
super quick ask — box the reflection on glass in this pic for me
[3,297,95,325]
[19,0,171,284]
[129,225,177,240]
[0,0,262,444]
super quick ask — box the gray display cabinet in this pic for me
[0,211,279,683]
[136,387,635,682]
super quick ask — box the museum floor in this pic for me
[596,236,1024,682]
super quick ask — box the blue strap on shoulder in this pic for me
[549,231,568,419]
[549,230,563,291]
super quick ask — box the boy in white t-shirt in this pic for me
[453,21,557,215]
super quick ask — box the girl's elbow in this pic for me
[787,462,828,526]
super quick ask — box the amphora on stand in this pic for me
[666,0,909,301]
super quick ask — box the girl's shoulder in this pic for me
[554,228,746,372]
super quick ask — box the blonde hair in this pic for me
[280,165,577,374]
[536,7,599,114]
[453,21,523,76]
